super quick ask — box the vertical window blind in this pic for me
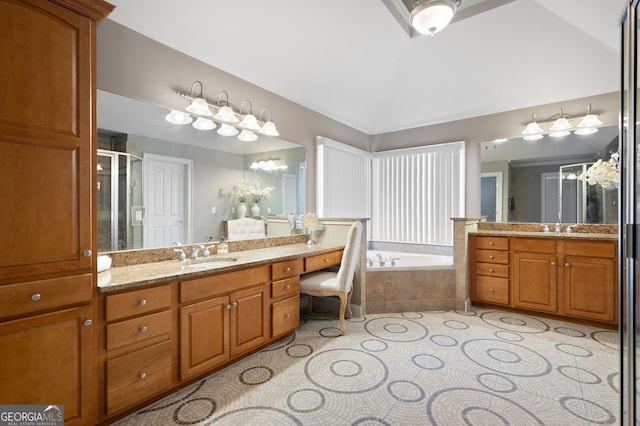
[371,142,465,246]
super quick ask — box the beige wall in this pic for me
[98,19,618,218]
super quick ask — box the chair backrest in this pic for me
[226,217,266,240]
[336,221,363,292]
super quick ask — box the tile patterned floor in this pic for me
[114,307,619,425]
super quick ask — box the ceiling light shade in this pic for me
[237,129,258,142]
[260,121,280,137]
[549,110,572,138]
[576,104,602,135]
[238,114,260,130]
[213,91,239,123]
[185,97,213,116]
[165,109,193,125]
[522,114,543,141]
[192,117,216,130]
[410,0,457,36]
[574,126,598,136]
[217,123,239,136]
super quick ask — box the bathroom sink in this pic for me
[185,258,238,268]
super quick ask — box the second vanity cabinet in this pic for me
[469,234,618,327]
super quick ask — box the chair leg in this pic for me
[307,294,313,314]
[338,293,347,336]
[345,287,353,319]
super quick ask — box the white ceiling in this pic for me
[105,0,627,135]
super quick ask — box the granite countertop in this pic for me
[470,230,618,241]
[98,243,344,293]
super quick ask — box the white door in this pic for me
[282,173,297,216]
[541,172,559,223]
[480,172,502,222]
[144,154,192,248]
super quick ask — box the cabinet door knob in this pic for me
[489,241,495,245]
[285,267,291,272]
[325,258,330,263]
[489,288,495,293]
[139,299,147,306]
[565,262,570,267]
[140,326,148,333]
[84,249,92,257]
[489,255,494,259]
[285,313,291,318]
[551,261,556,266]
[232,301,238,308]
[489,268,494,273]
[225,304,231,310]
[139,373,147,380]
[31,293,41,302]
[285,284,290,289]
[84,319,92,327]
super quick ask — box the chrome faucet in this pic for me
[203,245,216,257]
[173,242,186,261]
[566,224,578,234]
[555,223,561,233]
[540,224,550,233]
[191,244,206,260]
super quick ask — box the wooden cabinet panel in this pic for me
[0,273,92,320]
[562,256,616,322]
[106,340,172,415]
[561,240,617,258]
[180,265,270,303]
[272,258,304,280]
[272,277,300,300]
[512,238,556,253]
[230,285,269,357]
[475,236,509,250]
[272,297,300,337]
[512,252,557,313]
[304,250,343,273]
[180,295,230,380]
[106,310,172,351]
[475,276,509,305]
[475,250,509,264]
[0,305,92,425]
[106,285,171,321]
[476,263,508,278]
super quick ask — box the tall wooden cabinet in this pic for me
[0,1,113,424]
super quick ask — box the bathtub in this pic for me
[366,250,454,271]
[365,249,456,314]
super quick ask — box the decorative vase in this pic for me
[251,204,260,217]
[237,202,247,218]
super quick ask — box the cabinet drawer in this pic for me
[476,263,509,278]
[475,276,509,305]
[180,265,270,303]
[305,250,343,273]
[0,274,92,320]
[512,238,555,253]
[272,297,300,337]
[106,285,171,321]
[106,310,172,351]
[475,250,508,264]
[561,240,617,258]
[106,340,172,415]
[272,277,300,300]
[475,236,508,250]
[272,259,304,281]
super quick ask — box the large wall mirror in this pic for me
[97,90,307,252]
[480,125,618,224]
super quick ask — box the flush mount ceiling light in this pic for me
[410,0,459,37]
[549,109,572,138]
[521,114,543,141]
[575,103,603,135]
[184,81,213,116]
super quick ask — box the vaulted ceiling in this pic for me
[105,0,626,135]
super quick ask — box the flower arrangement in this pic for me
[220,181,273,204]
[578,152,619,189]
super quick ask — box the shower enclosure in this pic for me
[97,150,143,252]
[559,163,618,224]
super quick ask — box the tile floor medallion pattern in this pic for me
[113,307,619,425]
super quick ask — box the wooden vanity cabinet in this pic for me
[469,236,509,305]
[271,259,303,337]
[512,238,558,313]
[179,266,270,380]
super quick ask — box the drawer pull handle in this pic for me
[285,313,291,318]
[232,301,238,308]
[325,258,330,263]
[551,261,556,266]
[489,255,494,259]
[139,299,147,306]
[489,268,494,273]
[285,267,291,272]
[140,326,148,333]
[31,293,41,302]
[84,319,92,327]
[565,262,570,267]
[139,373,147,380]
[285,284,291,289]
[489,288,495,293]
[489,241,495,245]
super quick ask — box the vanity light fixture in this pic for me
[250,157,288,171]
[521,114,544,141]
[575,104,602,135]
[213,91,239,123]
[237,129,258,142]
[217,123,239,137]
[238,100,260,130]
[165,109,193,125]
[192,116,216,131]
[410,0,459,37]
[259,108,280,137]
[549,109,572,138]
[184,81,213,116]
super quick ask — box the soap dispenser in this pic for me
[217,238,229,255]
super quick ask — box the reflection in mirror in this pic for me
[480,125,618,223]
[97,90,307,252]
